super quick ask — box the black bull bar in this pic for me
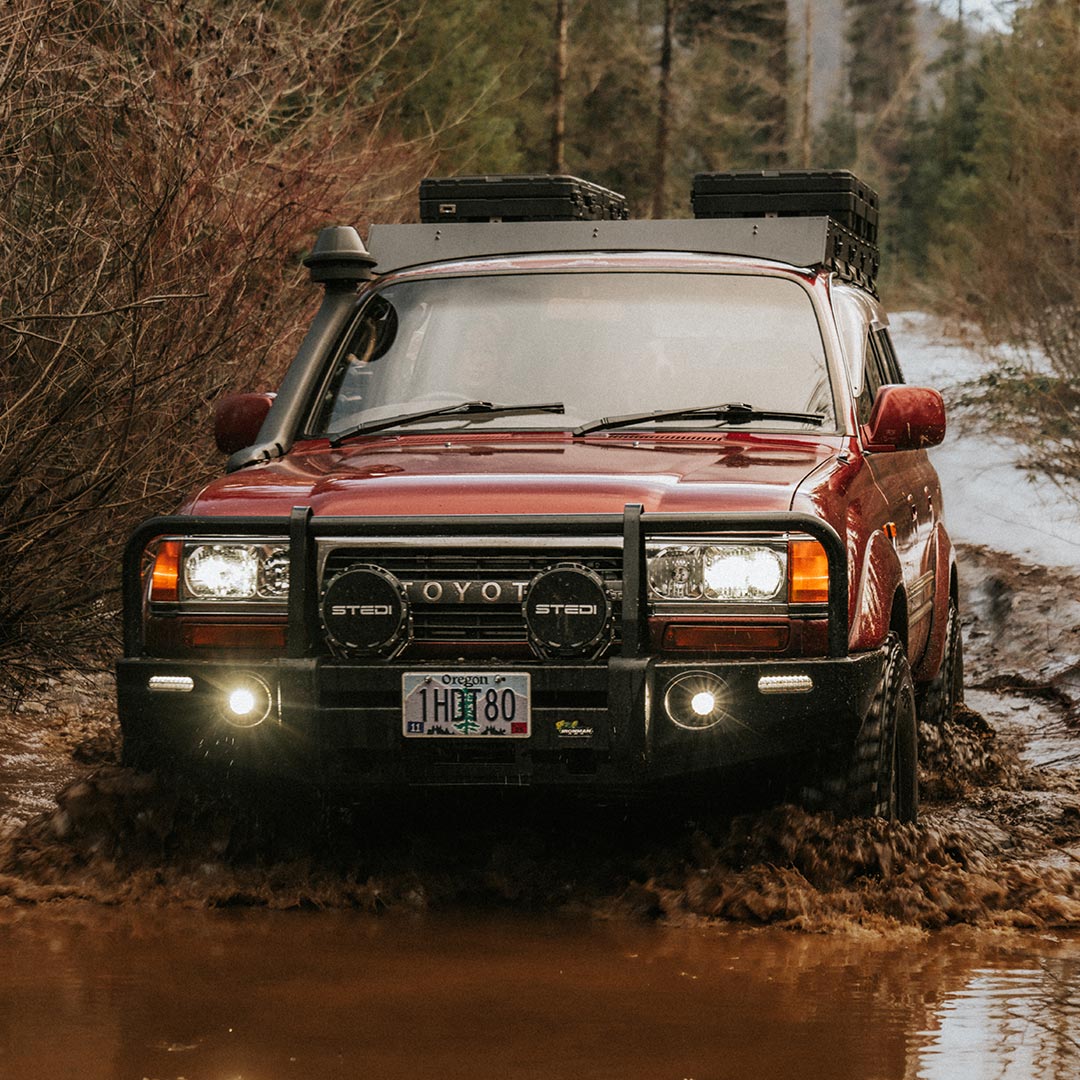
[123,506,848,657]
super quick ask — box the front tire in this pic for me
[807,634,918,822]
[854,633,917,821]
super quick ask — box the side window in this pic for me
[873,329,904,384]
[311,296,399,433]
[868,333,892,390]
[855,333,881,424]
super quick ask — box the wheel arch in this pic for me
[850,528,906,652]
[913,523,957,683]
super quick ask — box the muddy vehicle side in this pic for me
[117,173,962,820]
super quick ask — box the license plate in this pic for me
[402,672,530,738]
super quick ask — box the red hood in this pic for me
[182,432,844,518]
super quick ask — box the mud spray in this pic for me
[4,543,1080,932]
[0,703,1076,932]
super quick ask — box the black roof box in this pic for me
[419,174,629,223]
[692,169,878,243]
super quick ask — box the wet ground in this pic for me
[4,544,1080,920]
[3,540,1080,1076]
[2,907,1079,1080]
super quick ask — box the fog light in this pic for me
[691,691,716,716]
[664,671,729,730]
[229,687,257,716]
[757,674,814,694]
[221,674,272,728]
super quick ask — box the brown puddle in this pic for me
[1,906,1078,1080]
[4,545,1080,1075]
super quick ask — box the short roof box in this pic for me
[419,174,629,223]
[691,169,879,244]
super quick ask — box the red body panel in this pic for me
[184,431,844,518]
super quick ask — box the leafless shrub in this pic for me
[0,0,432,692]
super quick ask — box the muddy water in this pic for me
[0,908,1077,1080]
[6,543,1080,1076]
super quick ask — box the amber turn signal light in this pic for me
[149,540,182,602]
[788,539,829,604]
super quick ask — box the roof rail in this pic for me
[366,216,879,291]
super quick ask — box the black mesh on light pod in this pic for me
[321,565,408,655]
[523,564,611,658]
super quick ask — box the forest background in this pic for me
[0,0,1077,690]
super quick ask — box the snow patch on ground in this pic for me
[891,311,1080,569]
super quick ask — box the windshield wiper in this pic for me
[329,401,565,446]
[572,402,825,437]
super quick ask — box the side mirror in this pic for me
[213,393,275,454]
[861,385,946,452]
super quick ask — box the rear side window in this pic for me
[855,329,905,425]
[874,329,904,384]
[856,333,881,424]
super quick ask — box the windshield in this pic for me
[310,271,835,436]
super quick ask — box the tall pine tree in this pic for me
[677,0,790,168]
[843,0,917,272]
[939,0,1080,487]
[844,0,915,117]
[944,0,1080,348]
[895,3,982,273]
[378,0,549,177]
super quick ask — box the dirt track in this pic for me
[2,540,1080,931]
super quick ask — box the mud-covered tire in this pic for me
[806,634,918,822]
[917,596,964,729]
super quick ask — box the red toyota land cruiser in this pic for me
[117,173,962,822]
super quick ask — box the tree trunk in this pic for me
[801,0,813,167]
[550,0,569,173]
[652,0,675,218]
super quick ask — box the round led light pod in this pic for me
[523,564,611,657]
[221,673,273,728]
[663,670,730,730]
[321,565,408,654]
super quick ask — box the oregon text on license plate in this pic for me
[401,672,530,738]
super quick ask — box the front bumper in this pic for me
[117,650,886,790]
[120,506,869,791]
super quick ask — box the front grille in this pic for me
[320,544,623,653]
[411,604,526,640]
[322,549,623,579]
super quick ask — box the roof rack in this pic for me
[366,216,879,291]
[360,170,882,291]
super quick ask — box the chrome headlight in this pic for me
[648,542,786,602]
[182,542,290,601]
[701,545,785,600]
